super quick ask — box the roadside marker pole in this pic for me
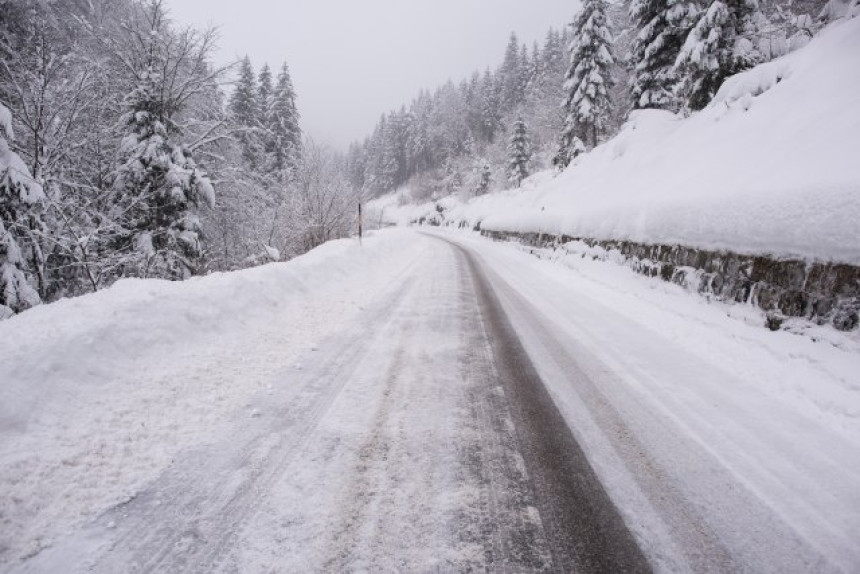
[358,202,363,246]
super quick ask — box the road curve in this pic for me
[451,237,651,573]
[16,234,652,573]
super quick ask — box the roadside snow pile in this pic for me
[0,229,424,565]
[366,189,464,228]
[387,18,860,264]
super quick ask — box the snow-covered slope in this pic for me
[0,230,426,565]
[378,17,860,264]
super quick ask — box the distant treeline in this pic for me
[349,0,826,201]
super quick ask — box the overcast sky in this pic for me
[165,0,578,149]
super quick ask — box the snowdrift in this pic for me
[0,232,415,429]
[0,230,423,564]
[382,17,860,264]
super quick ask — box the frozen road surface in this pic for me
[4,230,860,573]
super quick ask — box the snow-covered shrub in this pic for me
[0,103,45,317]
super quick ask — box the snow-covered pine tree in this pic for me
[507,117,532,188]
[675,0,763,110]
[258,64,273,127]
[0,103,45,318]
[527,42,543,96]
[362,118,383,195]
[230,56,259,125]
[474,158,492,196]
[480,69,502,143]
[520,43,534,96]
[464,71,483,136]
[346,142,366,191]
[376,116,400,194]
[111,65,215,280]
[229,56,263,168]
[257,64,274,161]
[405,106,429,176]
[270,63,302,175]
[561,0,615,152]
[500,32,526,111]
[629,0,701,109]
[542,28,565,75]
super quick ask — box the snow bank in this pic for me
[0,229,425,565]
[394,18,860,264]
[365,188,455,228]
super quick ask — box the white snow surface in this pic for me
[0,228,858,571]
[3,20,860,567]
[442,229,860,572]
[0,230,426,565]
[372,18,860,264]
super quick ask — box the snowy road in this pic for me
[7,230,860,573]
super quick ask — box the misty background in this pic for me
[1,0,823,313]
[166,0,578,148]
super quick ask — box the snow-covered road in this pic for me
[4,229,859,573]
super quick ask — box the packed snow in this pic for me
[372,17,860,264]
[3,228,858,572]
[0,230,426,566]
[437,229,860,572]
[2,7,859,572]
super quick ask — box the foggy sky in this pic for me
[166,0,579,149]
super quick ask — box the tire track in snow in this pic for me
[20,234,654,573]
[315,249,478,571]
[57,274,422,574]
[455,249,555,572]
[320,345,407,571]
[445,237,653,573]
[483,263,739,573]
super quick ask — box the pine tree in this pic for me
[270,63,302,174]
[561,0,615,150]
[346,142,366,191]
[675,0,762,110]
[0,103,44,317]
[507,117,532,188]
[111,66,215,280]
[474,158,492,196]
[388,109,410,185]
[629,0,701,109]
[258,64,273,127]
[229,56,262,168]
[527,42,542,95]
[480,69,502,143]
[520,43,533,95]
[229,56,259,126]
[255,64,276,174]
[500,32,526,111]
[377,116,399,193]
[363,115,397,196]
[544,28,565,72]
[406,104,430,175]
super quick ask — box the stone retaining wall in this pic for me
[480,229,860,332]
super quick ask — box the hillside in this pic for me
[373,16,860,265]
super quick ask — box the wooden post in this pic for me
[358,201,363,246]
